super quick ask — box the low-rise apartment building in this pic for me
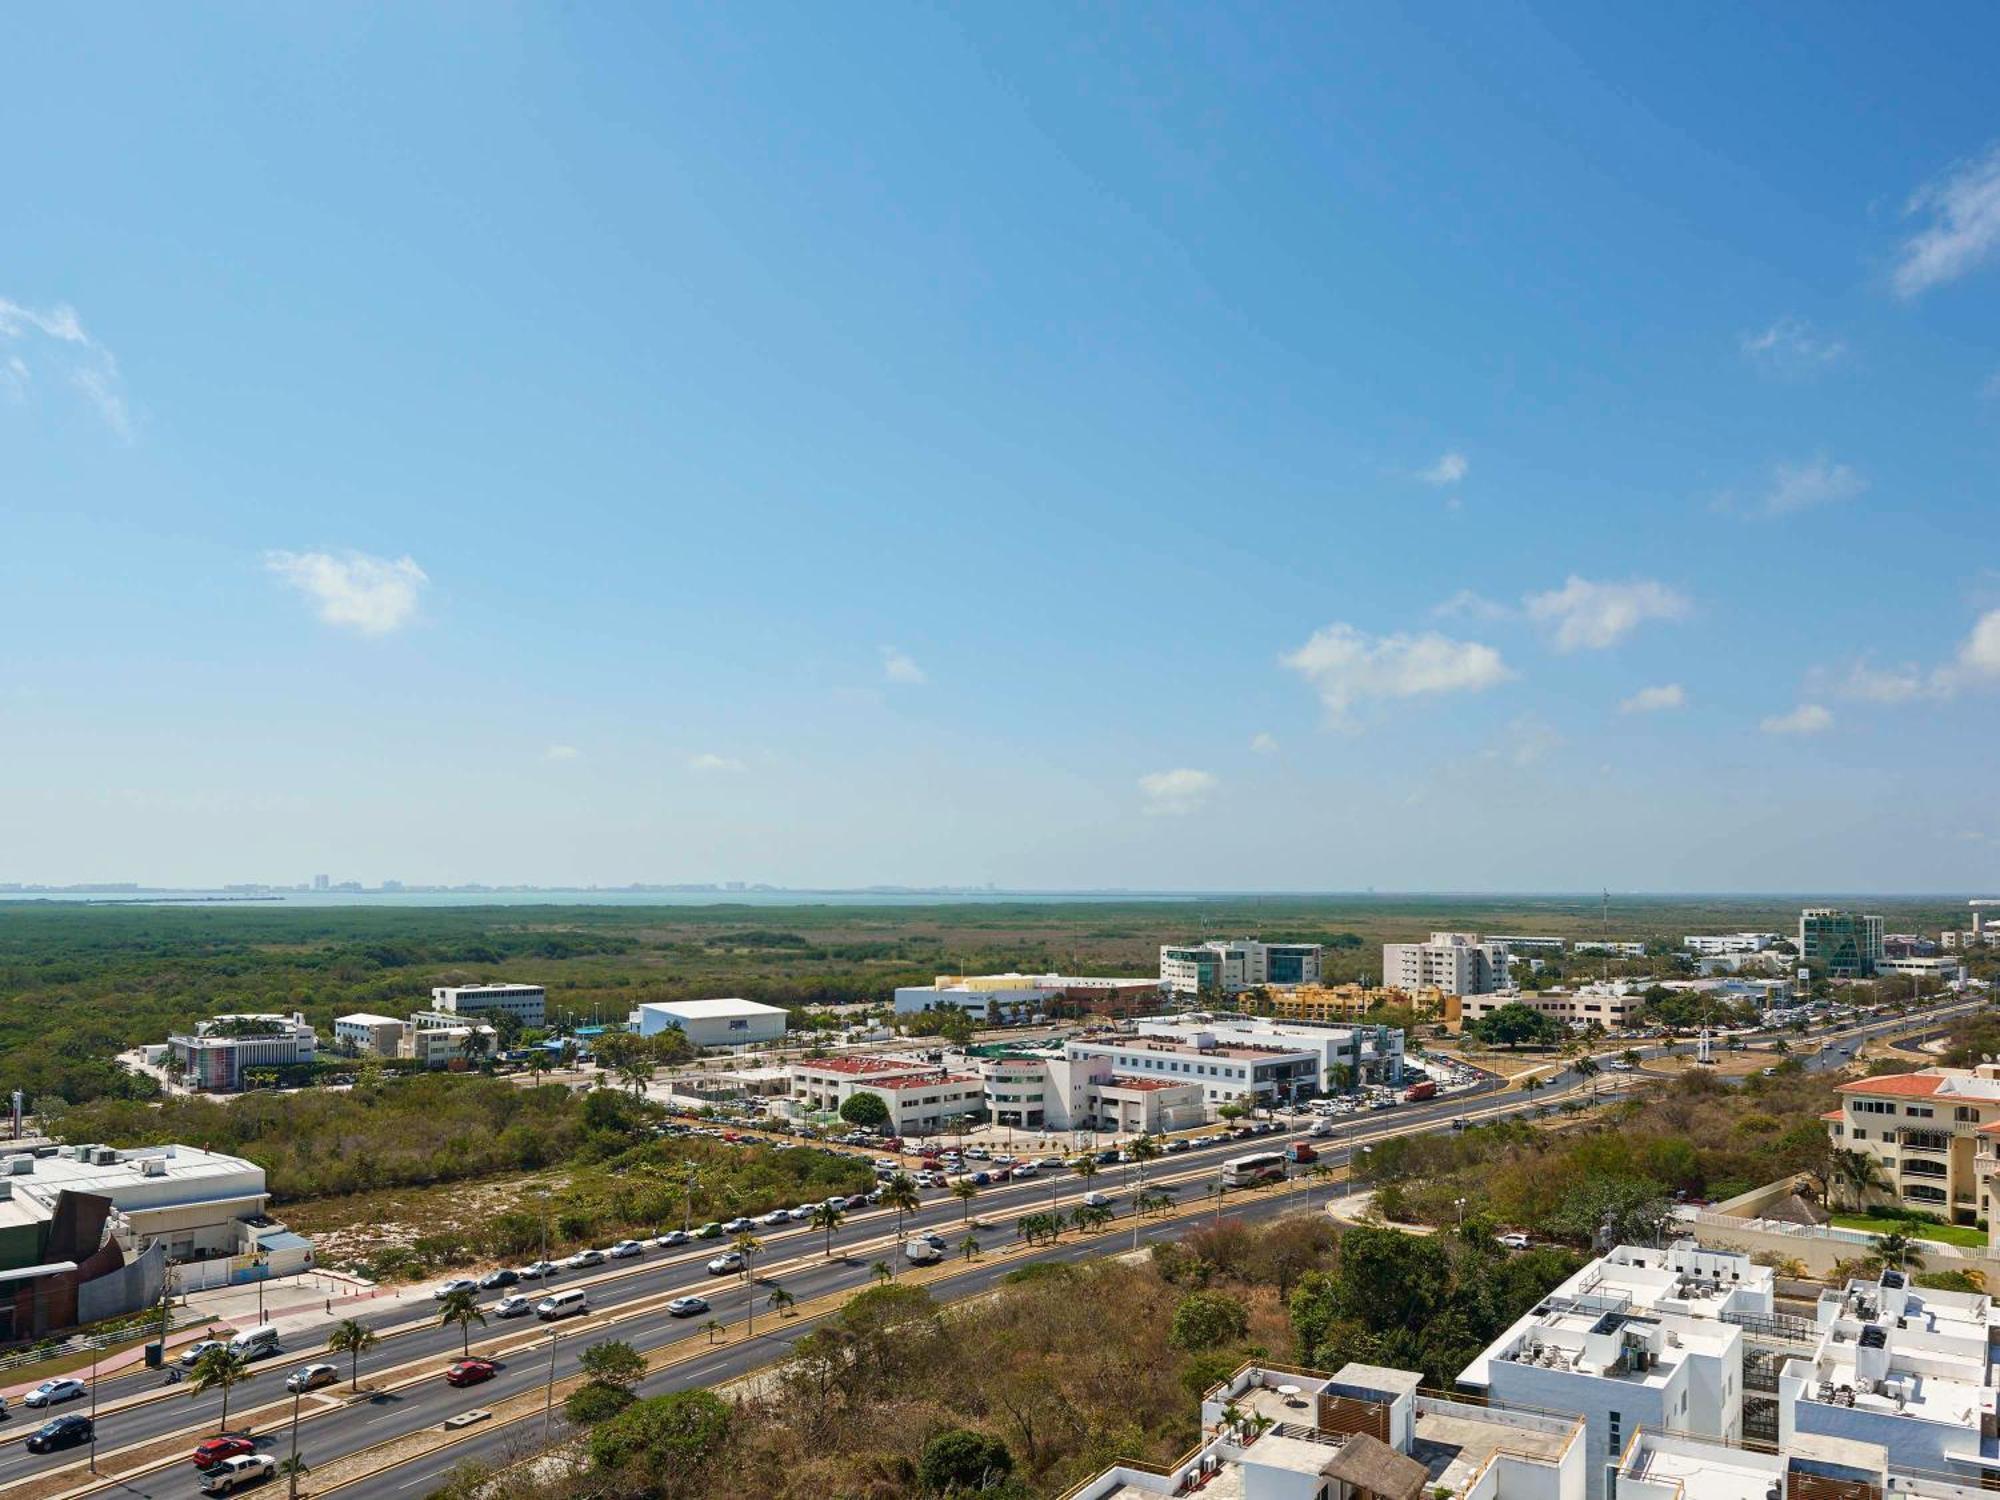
[1067,1359,1584,1500]
[429,982,547,1026]
[403,1012,500,1067]
[1780,1268,2000,1479]
[1383,933,1509,996]
[1823,1066,2000,1227]
[1159,940,1324,996]
[1073,1027,1323,1108]
[1616,1428,1945,1500]
[167,1012,319,1092]
[1461,983,1648,1031]
[1459,1243,1772,1500]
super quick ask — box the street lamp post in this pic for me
[287,1388,303,1500]
[88,1339,99,1472]
[543,1330,561,1441]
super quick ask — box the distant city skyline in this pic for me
[6,7,2000,891]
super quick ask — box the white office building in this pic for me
[166,1013,319,1092]
[429,983,547,1026]
[1682,933,1782,956]
[894,980,1059,1023]
[1067,1027,1321,1108]
[1159,940,1324,996]
[1383,934,1510,996]
[630,997,788,1049]
[1132,1013,1405,1090]
[333,1013,405,1057]
[1460,1243,1772,1500]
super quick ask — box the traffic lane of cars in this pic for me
[346,1185,1321,1500]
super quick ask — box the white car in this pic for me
[1496,1231,1532,1250]
[655,1229,692,1247]
[432,1277,480,1300]
[706,1252,744,1275]
[516,1260,559,1280]
[608,1240,644,1259]
[1081,1191,1112,1208]
[493,1293,535,1318]
[667,1295,710,1317]
[285,1363,338,1393]
[758,1210,789,1227]
[24,1377,86,1408]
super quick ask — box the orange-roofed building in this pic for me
[1826,1065,2000,1236]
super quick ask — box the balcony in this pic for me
[1899,1130,1952,1154]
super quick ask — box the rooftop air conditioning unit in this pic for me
[0,1181,13,1200]
[139,1158,167,1177]
[91,1148,118,1166]
[8,1155,34,1175]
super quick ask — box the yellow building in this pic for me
[1252,983,1458,1026]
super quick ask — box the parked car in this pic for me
[27,1415,94,1453]
[722,1217,754,1233]
[707,1252,744,1275]
[24,1378,86,1408]
[493,1293,535,1318]
[655,1229,692,1247]
[758,1210,789,1227]
[200,1454,277,1495]
[563,1248,606,1269]
[668,1295,711,1318]
[445,1358,499,1387]
[608,1240,644,1259]
[433,1277,480,1300]
[1164,1139,1191,1153]
[516,1260,559,1280]
[284,1364,338,1394]
[844,1194,871,1210]
[477,1267,520,1289]
[1496,1231,1532,1250]
[694,1222,724,1239]
[193,1434,258,1469]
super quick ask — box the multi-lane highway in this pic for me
[0,999,1972,1500]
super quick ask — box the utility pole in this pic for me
[88,1339,99,1472]
[543,1330,561,1441]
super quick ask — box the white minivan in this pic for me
[228,1323,282,1360]
[536,1289,588,1321]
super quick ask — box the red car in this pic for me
[444,1359,498,1388]
[192,1435,257,1470]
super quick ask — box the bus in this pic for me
[1220,1151,1287,1188]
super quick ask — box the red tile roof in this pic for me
[1834,1073,1948,1097]
[1104,1075,1197,1092]
[1820,1109,1844,1121]
[793,1056,927,1077]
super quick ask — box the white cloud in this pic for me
[1827,659,1934,704]
[881,646,927,685]
[1739,318,1847,372]
[1894,144,2000,298]
[0,295,129,437]
[1138,767,1217,815]
[1431,589,1514,623]
[1249,732,1279,754]
[1620,683,1687,714]
[1418,451,1469,486]
[1953,608,2000,681]
[688,753,747,774]
[263,549,428,635]
[1523,576,1690,652]
[1499,714,1562,767]
[1761,703,1833,736]
[1281,623,1512,726]
[544,745,581,762]
[1761,457,1866,517]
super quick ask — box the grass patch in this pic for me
[1831,1213,1988,1249]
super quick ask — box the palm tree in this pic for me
[1874,1230,1926,1272]
[326,1318,377,1391]
[1832,1148,1888,1210]
[678,1165,703,1234]
[528,1049,552,1082]
[460,1027,494,1068]
[882,1172,921,1244]
[701,1317,725,1345]
[1070,1155,1099,1204]
[959,1234,980,1261]
[277,1455,310,1498]
[1574,1054,1602,1100]
[869,1259,893,1286]
[950,1180,979,1223]
[732,1231,761,1282]
[1129,1133,1160,1187]
[767,1286,796,1318]
[810,1200,845,1258]
[437,1287,487,1356]
[190,1344,252,1431]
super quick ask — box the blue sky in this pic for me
[6,4,2000,892]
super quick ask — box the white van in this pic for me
[227,1323,281,1360]
[535,1289,588,1321]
